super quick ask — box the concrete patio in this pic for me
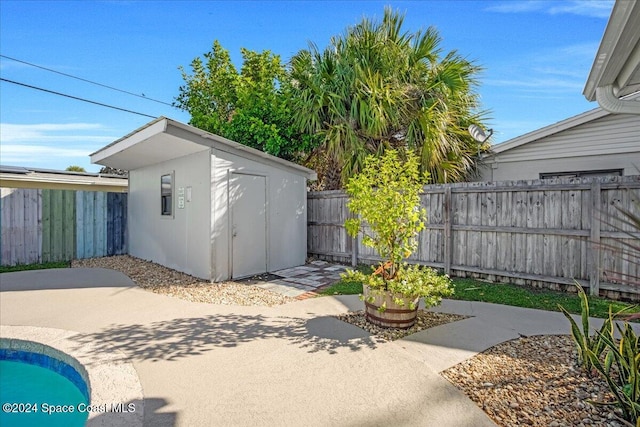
[0,267,583,426]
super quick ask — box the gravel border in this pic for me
[71,255,295,306]
[442,335,625,427]
[336,310,467,342]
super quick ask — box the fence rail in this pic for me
[308,176,640,298]
[1,188,127,266]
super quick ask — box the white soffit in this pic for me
[90,118,210,170]
[584,0,640,100]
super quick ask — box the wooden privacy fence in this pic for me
[308,176,640,298]
[1,188,127,266]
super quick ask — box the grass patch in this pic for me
[451,278,637,319]
[0,261,70,274]
[319,270,638,319]
[319,264,370,296]
[319,280,362,296]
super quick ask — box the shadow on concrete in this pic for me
[85,397,177,427]
[0,268,135,291]
[71,313,377,362]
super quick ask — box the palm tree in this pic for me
[290,7,488,189]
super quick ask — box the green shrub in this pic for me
[341,149,453,304]
[560,285,640,425]
[558,285,617,375]
[343,264,453,309]
[589,316,640,425]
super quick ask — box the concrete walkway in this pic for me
[0,267,584,427]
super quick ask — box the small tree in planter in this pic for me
[342,149,453,329]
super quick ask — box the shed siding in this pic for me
[480,113,640,181]
[211,149,307,281]
[128,149,211,279]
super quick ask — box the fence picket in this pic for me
[1,188,127,266]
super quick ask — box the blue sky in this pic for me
[0,0,614,172]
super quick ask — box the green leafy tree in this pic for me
[345,149,427,280]
[65,165,86,172]
[99,166,128,177]
[175,41,315,161]
[342,149,453,307]
[290,7,488,189]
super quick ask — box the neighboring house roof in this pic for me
[488,91,640,156]
[584,0,640,113]
[91,117,317,180]
[0,165,128,192]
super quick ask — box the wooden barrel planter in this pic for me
[362,285,420,329]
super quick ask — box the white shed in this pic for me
[90,117,316,281]
[476,95,640,182]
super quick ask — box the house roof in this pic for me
[0,165,128,192]
[584,0,640,101]
[488,91,640,155]
[90,117,317,180]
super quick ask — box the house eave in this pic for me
[487,91,640,157]
[488,107,608,155]
[584,0,640,101]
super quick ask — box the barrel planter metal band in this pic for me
[364,302,418,329]
[362,285,420,329]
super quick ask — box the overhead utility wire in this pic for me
[0,54,174,107]
[0,78,156,119]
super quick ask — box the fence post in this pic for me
[351,213,359,267]
[589,181,601,296]
[443,187,452,275]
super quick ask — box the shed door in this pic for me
[230,173,267,279]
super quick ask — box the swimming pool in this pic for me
[0,350,89,427]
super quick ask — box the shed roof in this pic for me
[91,117,317,180]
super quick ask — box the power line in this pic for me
[0,54,175,107]
[0,77,157,119]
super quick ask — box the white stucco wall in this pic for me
[128,149,212,279]
[211,148,307,281]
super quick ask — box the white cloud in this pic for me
[0,122,114,170]
[484,77,584,91]
[486,0,613,18]
[485,42,599,95]
[531,67,586,79]
[486,1,546,14]
[548,1,613,18]
[549,42,600,59]
[0,123,113,143]
[0,144,94,162]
